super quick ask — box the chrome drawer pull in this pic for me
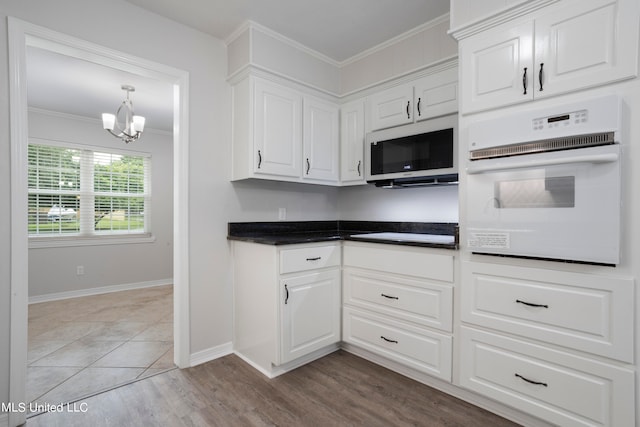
[515,373,548,387]
[381,293,399,300]
[516,299,549,309]
[285,284,289,304]
[380,336,398,344]
[306,257,321,261]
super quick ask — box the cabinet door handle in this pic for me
[515,373,548,387]
[306,257,321,261]
[406,101,411,119]
[285,284,289,304]
[257,150,262,169]
[381,293,399,300]
[516,299,549,309]
[522,67,528,95]
[538,63,544,91]
[417,97,421,116]
[357,160,361,176]
[306,158,311,175]
[380,336,398,344]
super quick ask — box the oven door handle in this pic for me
[466,152,618,174]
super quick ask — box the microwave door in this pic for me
[466,144,621,264]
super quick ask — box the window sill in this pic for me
[29,233,156,249]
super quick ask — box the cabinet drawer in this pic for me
[461,262,634,362]
[343,244,453,282]
[280,244,341,274]
[344,268,452,332]
[343,307,452,381]
[460,327,635,427]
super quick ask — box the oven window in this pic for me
[494,176,575,208]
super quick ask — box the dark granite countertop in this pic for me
[228,221,458,249]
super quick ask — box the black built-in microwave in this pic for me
[365,114,458,187]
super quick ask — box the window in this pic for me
[28,140,151,243]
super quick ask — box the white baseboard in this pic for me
[28,279,173,304]
[190,342,233,367]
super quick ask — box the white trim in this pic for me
[8,17,191,427]
[448,0,559,40]
[340,14,450,66]
[29,233,156,249]
[28,279,172,304]
[190,342,234,367]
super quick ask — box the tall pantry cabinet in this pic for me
[450,0,639,425]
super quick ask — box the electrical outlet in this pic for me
[76,265,84,275]
[278,208,286,221]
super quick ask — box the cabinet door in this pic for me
[340,99,366,184]
[414,67,458,121]
[460,21,534,114]
[535,0,639,98]
[302,96,339,182]
[280,269,341,364]
[369,84,414,131]
[254,78,302,177]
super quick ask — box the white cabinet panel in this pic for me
[280,244,341,274]
[280,270,341,364]
[303,96,339,182]
[344,307,452,381]
[343,244,454,282]
[254,78,302,177]
[460,327,635,427]
[460,21,534,112]
[340,99,366,184]
[344,268,453,331]
[535,0,639,98]
[369,84,414,131]
[414,67,458,121]
[461,261,634,362]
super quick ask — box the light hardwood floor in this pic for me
[27,285,174,414]
[27,350,520,426]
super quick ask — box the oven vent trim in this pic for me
[469,132,615,160]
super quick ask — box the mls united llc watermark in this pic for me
[2,401,89,413]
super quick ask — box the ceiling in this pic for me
[27,0,450,134]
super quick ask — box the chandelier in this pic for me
[102,85,146,144]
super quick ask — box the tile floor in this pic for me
[27,285,175,414]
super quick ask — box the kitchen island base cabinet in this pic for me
[232,241,341,378]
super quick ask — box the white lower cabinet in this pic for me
[460,261,636,426]
[342,242,455,382]
[233,241,341,377]
[460,327,635,427]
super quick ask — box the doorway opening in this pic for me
[8,17,190,427]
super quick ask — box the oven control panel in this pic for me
[533,109,588,131]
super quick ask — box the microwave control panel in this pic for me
[532,109,588,132]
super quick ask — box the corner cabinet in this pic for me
[459,0,639,113]
[232,240,341,377]
[340,99,366,184]
[232,75,339,185]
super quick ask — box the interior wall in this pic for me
[27,110,174,298]
[337,184,458,222]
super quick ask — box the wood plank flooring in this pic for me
[27,350,520,426]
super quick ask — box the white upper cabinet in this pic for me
[460,0,639,113]
[369,84,415,131]
[369,65,459,131]
[232,75,340,185]
[302,96,339,183]
[254,78,303,177]
[340,99,366,184]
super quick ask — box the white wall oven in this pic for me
[466,95,622,265]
